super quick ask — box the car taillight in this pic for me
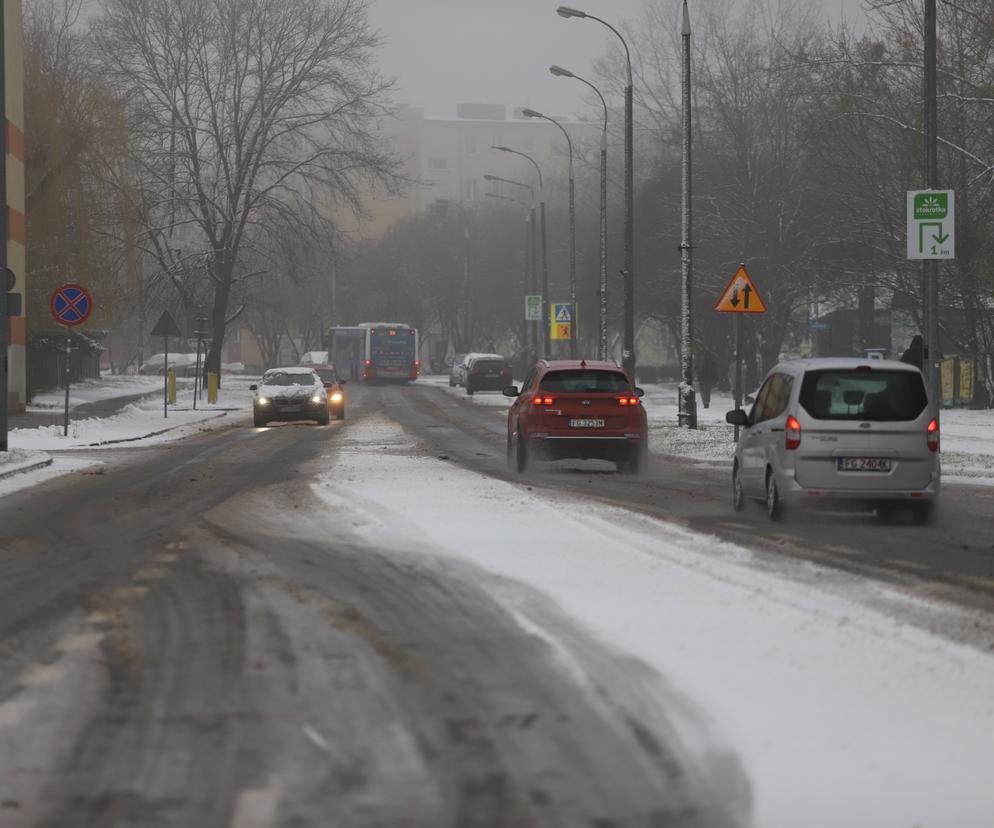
[364,359,372,366]
[785,415,801,450]
[617,396,640,406]
[532,396,555,406]
[927,417,939,452]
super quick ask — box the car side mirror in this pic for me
[323,382,334,389]
[634,387,645,398]
[503,386,520,397]
[726,409,750,426]
[249,384,258,391]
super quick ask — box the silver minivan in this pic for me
[726,358,940,522]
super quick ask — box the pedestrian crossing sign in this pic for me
[553,303,573,323]
[551,303,573,341]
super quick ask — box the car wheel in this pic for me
[911,501,935,526]
[515,431,529,473]
[765,468,782,521]
[449,377,455,387]
[253,412,267,427]
[337,407,346,420]
[317,411,330,426]
[466,384,474,396]
[732,462,745,512]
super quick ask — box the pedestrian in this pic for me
[900,335,924,371]
[698,350,719,409]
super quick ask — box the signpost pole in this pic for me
[163,335,169,419]
[923,0,940,412]
[193,333,201,411]
[63,326,71,437]
[733,313,742,442]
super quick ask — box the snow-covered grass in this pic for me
[314,414,994,828]
[11,378,253,451]
[27,374,166,412]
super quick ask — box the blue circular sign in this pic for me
[50,283,93,326]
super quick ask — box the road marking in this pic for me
[302,724,331,753]
[230,785,281,828]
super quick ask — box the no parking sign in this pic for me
[50,283,93,326]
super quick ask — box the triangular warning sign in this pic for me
[151,309,184,338]
[715,266,766,314]
[555,304,572,322]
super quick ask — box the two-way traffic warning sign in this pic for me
[715,265,766,314]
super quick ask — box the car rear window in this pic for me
[314,369,338,383]
[472,359,506,369]
[539,370,630,393]
[799,369,928,421]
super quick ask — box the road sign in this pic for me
[907,190,955,259]
[552,322,572,341]
[715,265,766,313]
[553,302,573,323]
[4,267,14,292]
[151,310,183,338]
[525,295,542,321]
[50,283,93,326]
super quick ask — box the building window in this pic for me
[464,133,478,157]
[465,179,479,201]
[427,157,448,171]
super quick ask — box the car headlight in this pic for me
[257,396,270,405]
[312,395,324,404]
[330,392,343,403]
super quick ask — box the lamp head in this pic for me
[483,174,499,181]
[492,145,512,153]
[556,6,587,18]
[521,108,543,119]
[549,65,575,79]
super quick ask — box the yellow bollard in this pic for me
[207,372,219,404]
[167,371,177,405]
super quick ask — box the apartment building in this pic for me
[343,103,584,240]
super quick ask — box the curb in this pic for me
[0,456,55,481]
[84,411,231,447]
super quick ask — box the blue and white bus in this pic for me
[329,323,419,383]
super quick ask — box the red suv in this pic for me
[504,360,648,473]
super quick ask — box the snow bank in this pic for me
[314,415,994,828]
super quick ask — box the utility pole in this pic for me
[622,53,635,381]
[922,0,940,412]
[0,0,8,452]
[678,0,697,428]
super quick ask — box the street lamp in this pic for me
[556,5,636,381]
[486,192,534,360]
[485,174,539,360]
[492,145,550,358]
[522,108,576,358]
[549,65,609,361]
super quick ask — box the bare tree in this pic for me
[91,0,395,378]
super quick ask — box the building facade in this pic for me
[341,103,585,241]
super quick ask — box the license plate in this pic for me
[569,418,605,428]
[837,457,891,472]
[279,405,301,413]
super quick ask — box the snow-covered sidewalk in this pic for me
[25,374,166,413]
[314,414,994,828]
[10,378,254,452]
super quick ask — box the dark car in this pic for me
[465,354,513,395]
[310,365,347,420]
[504,359,648,473]
[251,368,329,427]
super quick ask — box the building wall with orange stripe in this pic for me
[5,0,25,413]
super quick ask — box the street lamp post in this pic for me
[678,0,698,429]
[485,191,533,362]
[492,145,549,358]
[557,5,636,380]
[522,108,576,358]
[550,65,609,361]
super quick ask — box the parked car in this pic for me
[725,358,939,522]
[504,359,647,473]
[251,367,329,427]
[449,353,468,387]
[464,354,513,395]
[309,364,347,420]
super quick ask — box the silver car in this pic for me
[726,358,940,523]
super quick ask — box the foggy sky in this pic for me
[367,0,868,118]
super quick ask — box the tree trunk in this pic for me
[204,259,232,387]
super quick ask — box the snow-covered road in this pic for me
[315,413,994,828]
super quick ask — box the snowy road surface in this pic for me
[1,381,993,827]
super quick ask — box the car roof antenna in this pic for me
[580,359,587,368]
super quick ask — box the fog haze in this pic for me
[367,0,869,117]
